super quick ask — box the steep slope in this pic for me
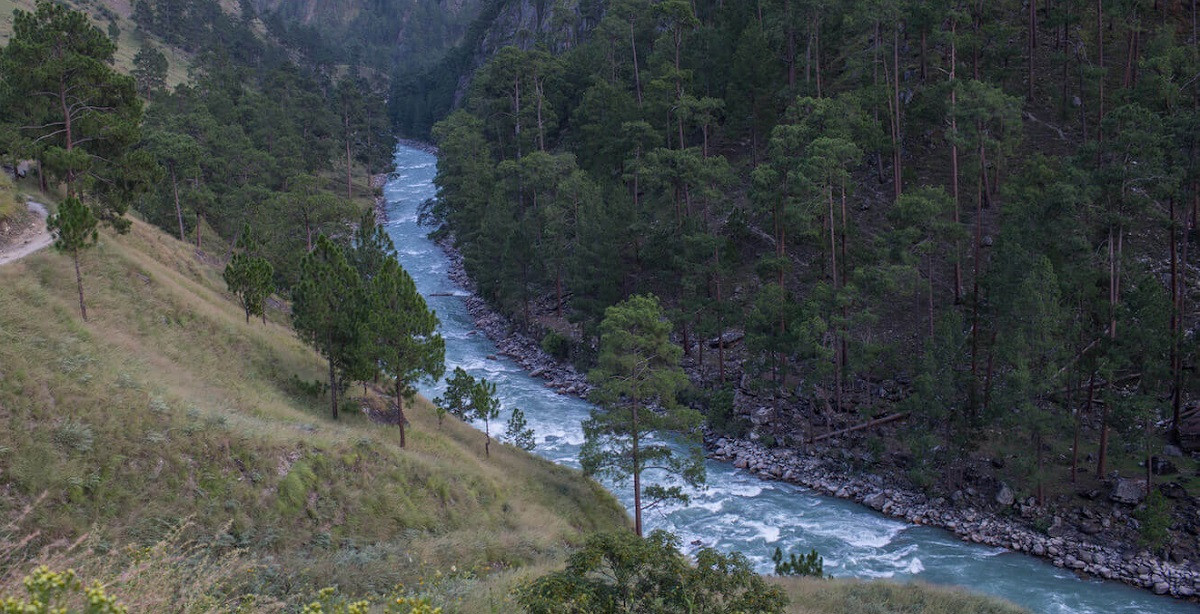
[0,210,626,606]
[250,0,485,68]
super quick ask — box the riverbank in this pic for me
[428,230,1200,602]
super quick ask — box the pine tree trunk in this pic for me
[632,402,643,537]
[1171,197,1182,441]
[329,358,339,420]
[1097,0,1106,141]
[951,19,963,304]
[892,24,903,199]
[74,251,87,322]
[630,18,643,106]
[1029,0,1037,100]
[395,386,407,447]
[171,167,185,242]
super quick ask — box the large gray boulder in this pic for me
[995,483,1015,506]
[1110,478,1148,505]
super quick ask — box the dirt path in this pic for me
[0,202,51,267]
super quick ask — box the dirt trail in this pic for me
[0,202,51,267]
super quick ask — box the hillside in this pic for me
[0,0,191,87]
[0,191,627,608]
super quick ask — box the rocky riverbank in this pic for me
[371,173,390,222]
[396,139,440,156]
[708,436,1200,599]
[437,236,593,398]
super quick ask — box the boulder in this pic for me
[995,483,1015,507]
[1151,456,1179,476]
[863,492,888,511]
[1110,478,1148,505]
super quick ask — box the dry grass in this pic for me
[773,577,1030,614]
[0,0,190,87]
[0,216,627,607]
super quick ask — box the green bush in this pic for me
[0,175,18,221]
[703,387,749,438]
[515,531,788,613]
[0,566,128,614]
[1135,490,1172,553]
[53,420,95,454]
[540,331,571,361]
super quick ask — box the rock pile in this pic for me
[708,436,1200,599]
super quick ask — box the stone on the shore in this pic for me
[1110,478,1148,505]
[995,483,1015,506]
[863,492,887,511]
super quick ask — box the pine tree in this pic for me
[47,197,99,322]
[369,256,444,447]
[223,227,274,324]
[291,235,364,420]
[132,45,169,97]
[580,294,703,537]
[505,408,536,451]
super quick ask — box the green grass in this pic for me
[773,578,1030,614]
[0,175,18,221]
[0,216,627,607]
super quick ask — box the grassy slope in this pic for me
[0,210,627,604]
[0,0,190,86]
[775,578,1030,614]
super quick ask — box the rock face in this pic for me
[995,483,1015,507]
[1110,478,1148,505]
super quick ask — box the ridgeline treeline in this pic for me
[427,0,1200,519]
[2,0,395,289]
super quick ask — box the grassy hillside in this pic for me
[0,209,627,607]
[774,578,1028,614]
[0,0,190,86]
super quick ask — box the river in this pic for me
[382,144,1197,614]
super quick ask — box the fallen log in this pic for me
[810,411,911,444]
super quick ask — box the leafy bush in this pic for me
[52,421,95,454]
[0,566,128,614]
[702,387,749,438]
[540,331,571,361]
[515,530,788,613]
[0,175,18,221]
[1135,490,1172,553]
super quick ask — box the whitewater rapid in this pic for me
[383,144,1196,614]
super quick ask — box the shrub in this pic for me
[703,387,749,438]
[0,566,128,614]
[0,175,18,221]
[53,421,95,454]
[772,547,826,578]
[515,530,788,613]
[1135,490,1172,553]
[540,331,571,361]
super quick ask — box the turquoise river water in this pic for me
[383,144,1197,614]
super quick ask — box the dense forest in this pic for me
[425,0,1200,524]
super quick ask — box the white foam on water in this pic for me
[905,557,925,574]
[714,480,764,499]
[740,519,781,544]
